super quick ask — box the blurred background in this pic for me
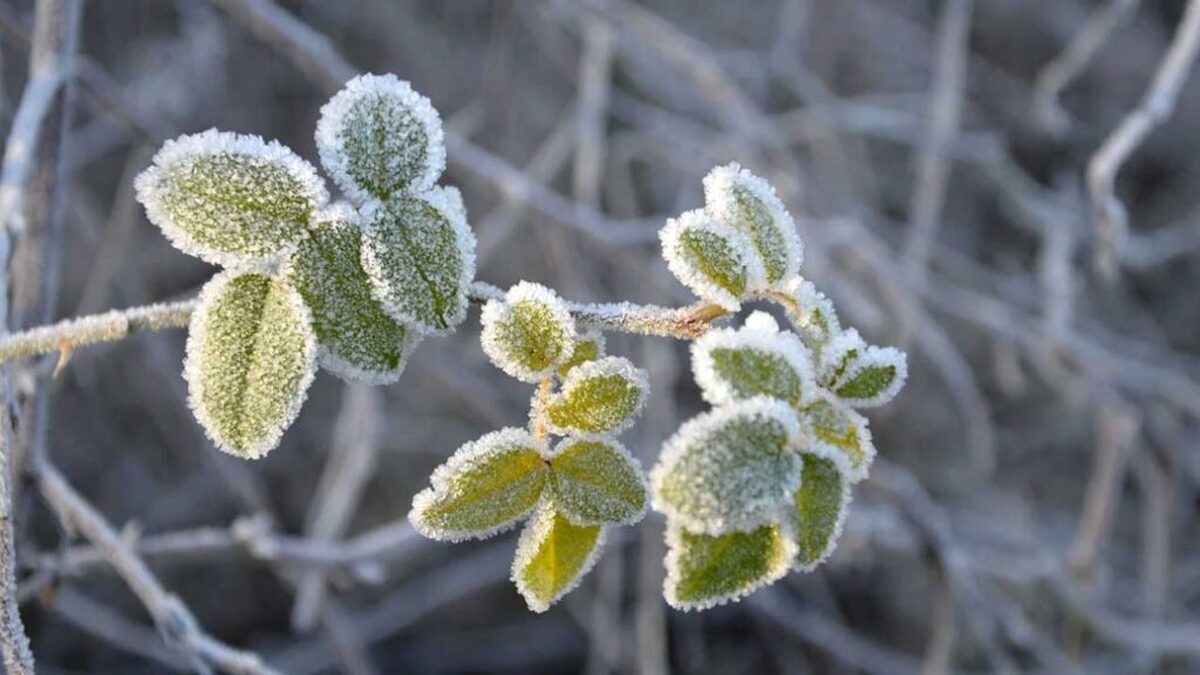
[1,0,1199,672]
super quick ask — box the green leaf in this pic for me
[799,397,874,482]
[512,503,605,612]
[135,129,327,266]
[664,522,795,610]
[409,428,549,541]
[557,329,605,378]
[660,209,757,310]
[703,163,802,288]
[481,282,576,383]
[789,453,850,570]
[549,438,647,525]
[283,205,418,384]
[545,357,649,436]
[361,187,476,334]
[184,271,317,459]
[692,311,814,407]
[781,278,841,348]
[831,345,907,408]
[651,399,801,534]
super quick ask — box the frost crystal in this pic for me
[691,311,815,407]
[512,502,606,613]
[651,398,802,535]
[315,73,446,202]
[360,186,476,334]
[283,204,419,384]
[545,356,649,437]
[788,452,851,571]
[548,438,647,526]
[663,521,795,611]
[184,271,317,459]
[409,428,550,542]
[481,282,576,383]
[660,209,761,311]
[702,163,802,288]
[135,128,328,266]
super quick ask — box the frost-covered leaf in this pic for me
[781,278,841,347]
[512,503,605,613]
[660,209,760,310]
[557,329,605,378]
[799,395,875,482]
[481,282,576,383]
[283,205,418,384]
[789,452,850,571]
[135,129,327,266]
[409,428,549,541]
[703,163,802,288]
[361,187,476,334]
[545,357,649,437]
[817,328,865,386]
[549,438,647,526]
[315,73,445,202]
[831,345,908,408]
[692,311,815,407]
[184,271,317,459]
[663,522,795,611]
[651,398,801,534]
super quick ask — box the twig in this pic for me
[1088,0,1200,275]
[1068,400,1138,582]
[573,0,614,208]
[0,411,33,674]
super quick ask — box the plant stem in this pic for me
[532,378,552,444]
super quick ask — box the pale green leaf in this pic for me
[789,453,851,570]
[481,282,576,382]
[135,129,327,266]
[703,163,802,288]
[660,209,759,310]
[184,271,317,459]
[832,345,908,407]
[557,329,605,378]
[664,522,795,610]
[409,428,549,541]
[799,396,875,482]
[512,503,605,612]
[283,205,418,384]
[361,187,476,334]
[651,398,801,534]
[692,311,814,407]
[545,357,649,436]
[549,438,647,525]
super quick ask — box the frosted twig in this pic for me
[0,300,196,364]
[567,300,729,340]
[1088,0,1200,275]
[0,413,33,674]
[1033,0,1141,134]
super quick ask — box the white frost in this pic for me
[659,208,762,311]
[691,310,816,407]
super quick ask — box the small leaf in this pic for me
[817,328,866,387]
[799,395,875,482]
[360,186,476,334]
[481,282,576,383]
[692,311,815,407]
[651,398,801,534]
[660,209,760,310]
[549,438,647,525]
[545,357,649,436]
[703,163,802,288]
[409,428,549,541]
[781,277,841,348]
[135,129,327,266]
[557,329,605,378]
[789,452,851,571]
[512,503,605,612]
[664,522,795,611]
[283,204,418,384]
[184,271,317,459]
[831,345,908,408]
[315,73,445,202]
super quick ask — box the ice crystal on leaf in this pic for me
[789,452,851,570]
[135,129,328,266]
[557,328,605,379]
[692,311,815,407]
[283,204,419,384]
[481,282,576,383]
[660,209,760,311]
[512,502,606,613]
[782,277,841,348]
[360,186,476,334]
[702,163,802,288]
[830,345,908,408]
[315,73,446,203]
[664,522,795,611]
[184,271,317,459]
[545,356,649,437]
[548,438,647,526]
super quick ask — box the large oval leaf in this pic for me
[789,452,851,571]
[409,428,549,541]
[545,357,649,437]
[549,438,647,525]
[361,187,476,334]
[703,163,802,288]
[692,311,814,407]
[185,271,317,459]
[135,129,327,266]
[284,205,418,384]
[651,398,801,534]
[480,282,576,383]
[512,503,605,612]
[664,522,795,611]
[660,209,759,310]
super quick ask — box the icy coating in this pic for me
[315,73,446,203]
[548,438,648,526]
[664,522,795,611]
[703,162,803,288]
[135,128,328,267]
[544,356,650,437]
[512,502,606,613]
[789,453,851,571]
[184,271,317,460]
[660,209,759,311]
[481,282,576,383]
[283,204,419,384]
[782,277,842,348]
[691,311,816,407]
[817,327,866,386]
